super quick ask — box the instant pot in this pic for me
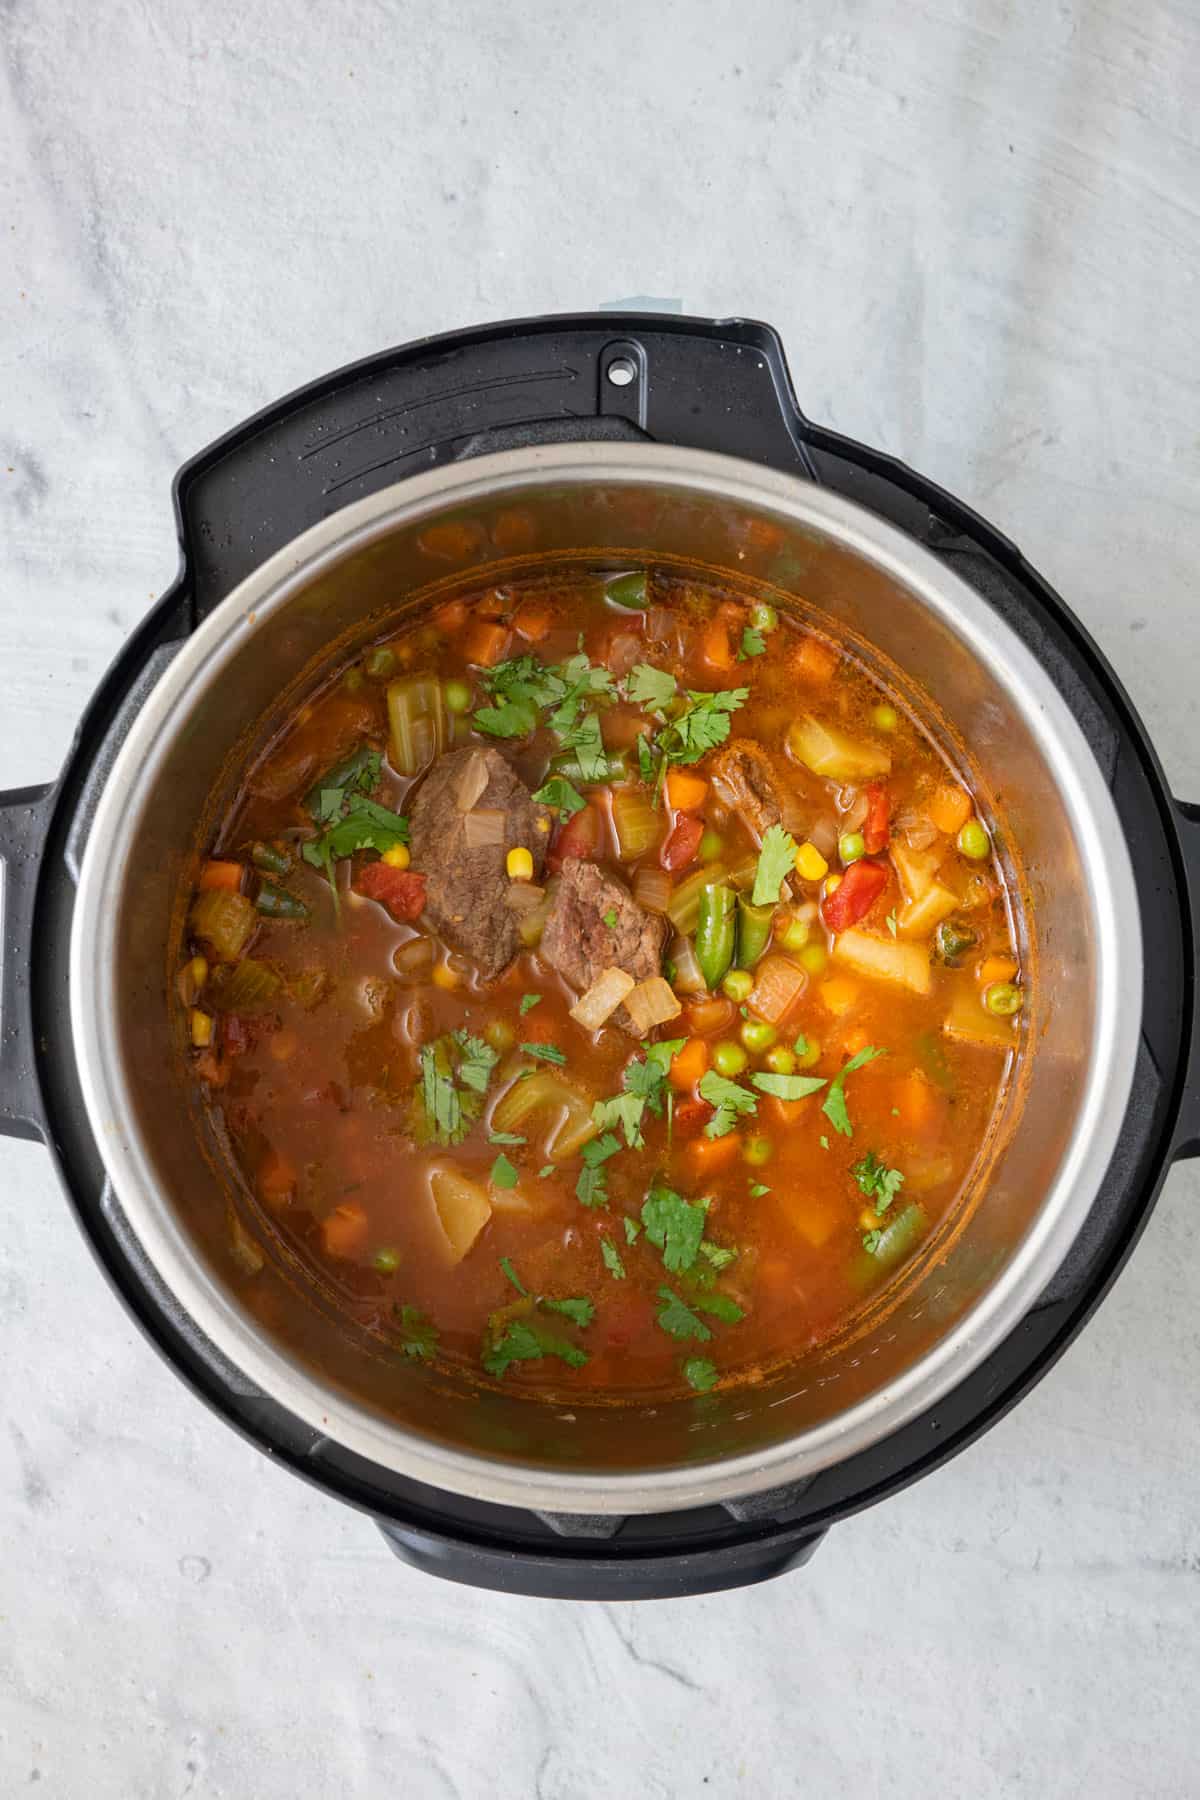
[3,314,1197,1600]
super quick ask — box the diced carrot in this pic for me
[198,860,244,893]
[765,1094,815,1130]
[473,590,509,621]
[894,1069,938,1132]
[817,975,861,1017]
[491,508,538,553]
[512,600,554,642]
[464,621,512,667]
[977,954,1019,987]
[794,635,839,683]
[700,616,736,676]
[929,784,973,835]
[257,1149,296,1207]
[320,1200,369,1260]
[433,598,468,633]
[669,1037,710,1090]
[665,769,709,812]
[683,1133,741,1176]
[838,1024,874,1058]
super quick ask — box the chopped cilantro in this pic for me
[641,1185,707,1274]
[482,1319,588,1378]
[603,907,619,929]
[521,1042,567,1065]
[699,1240,738,1271]
[303,746,382,818]
[593,1092,647,1149]
[557,710,608,781]
[750,1071,827,1101]
[692,1291,744,1324]
[600,1236,626,1280]
[520,993,542,1015]
[738,625,767,661]
[683,1356,719,1392]
[490,1152,520,1189]
[575,1132,621,1208]
[473,696,540,738]
[886,910,898,938]
[636,732,657,785]
[822,1045,887,1137]
[473,652,613,745]
[623,1216,642,1245]
[820,1134,830,1150]
[415,1030,499,1146]
[655,1286,713,1343]
[793,1033,810,1058]
[862,1228,883,1254]
[592,1042,682,1148]
[499,1256,527,1294]
[751,822,798,906]
[533,776,587,820]
[655,687,749,767]
[626,662,678,715]
[488,1131,526,1146]
[749,1182,771,1199]
[301,792,409,876]
[538,1163,555,1178]
[394,1303,439,1362]
[541,1295,595,1328]
[851,1150,905,1216]
[698,1069,758,1138]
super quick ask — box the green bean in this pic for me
[255,883,309,921]
[695,884,736,990]
[605,571,648,610]
[250,841,292,877]
[698,828,724,864]
[735,897,774,970]
[551,749,629,787]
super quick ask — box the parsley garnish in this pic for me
[738,625,767,661]
[490,1152,520,1189]
[575,1132,621,1208]
[822,1045,887,1138]
[698,1069,758,1138]
[592,1041,684,1148]
[751,822,798,905]
[626,663,678,715]
[656,1287,713,1342]
[541,1295,595,1328]
[415,1030,499,1146]
[641,1184,707,1274]
[394,1303,439,1362]
[519,993,542,1015]
[521,1042,567,1065]
[600,1235,626,1280]
[750,1071,827,1101]
[851,1150,905,1216]
[655,687,749,767]
[533,775,587,820]
[499,1256,527,1294]
[623,1216,642,1245]
[683,1356,719,1392]
[699,1240,738,1271]
[482,1319,588,1377]
[472,652,613,744]
[473,696,540,738]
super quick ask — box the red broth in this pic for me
[179,571,1023,1400]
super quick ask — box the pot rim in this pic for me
[69,442,1142,1515]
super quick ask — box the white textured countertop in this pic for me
[3,3,1200,1794]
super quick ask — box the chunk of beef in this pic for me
[408,747,553,980]
[709,740,790,842]
[539,859,667,1035]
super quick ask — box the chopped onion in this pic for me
[464,807,506,848]
[455,751,489,812]
[504,881,546,913]
[633,865,673,914]
[624,975,683,1034]
[838,786,869,830]
[808,815,838,856]
[896,809,938,852]
[667,934,707,994]
[569,966,636,1030]
[393,936,434,980]
[747,953,808,1024]
[607,632,643,677]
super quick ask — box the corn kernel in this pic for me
[432,961,461,991]
[794,841,829,882]
[190,1008,213,1048]
[382,843,410,869]
[825,872,843,894]
[506,846,534,881]
[189,955,209,992]
[859,1206,879,1232]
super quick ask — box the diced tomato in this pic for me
[672,1096,714,1137]
[546,803,599,873]
[863,783,890,855]
[354,862,427,922]
[822,858,888,931]
[660,814,704,873]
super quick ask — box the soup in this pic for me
[178,570,1023,1401]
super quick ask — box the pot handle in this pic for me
[0,782,55,1143]
[1170,799,1200,1159]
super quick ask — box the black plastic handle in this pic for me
[1169,800,1200,1159]
[0,783,55,1142]
[174,312,819,620]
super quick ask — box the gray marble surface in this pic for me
[3,2,1200,1794]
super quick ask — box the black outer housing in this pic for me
[2,314,1199,1602]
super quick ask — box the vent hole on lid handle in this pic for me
[606,357,637,388]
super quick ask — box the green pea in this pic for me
[699,828,724,863]
[871,702,898,732]
[985,981,1023,1017]
[372,1247,401,1274]
[778,914,810,953]
[721,969,754,1004]
[740,1018,777,1054]
[794,1034,821,1070]
[711,1039,748,1078]
[443,678,474,715]
[763,1046,796,1076]
[839,831,865,865]
[749,601,778,634]
[799,942,827,977]
[957,818,991,861]
[484,1018,517,1053]
[343,667,365,694]
[366,647,397,680]
[743,1135,774,1168]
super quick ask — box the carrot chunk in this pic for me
[929,785,972,835]
[198,860,244,892]
[669,1037,710,1090]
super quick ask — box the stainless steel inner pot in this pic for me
[69,444,1141,1515]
